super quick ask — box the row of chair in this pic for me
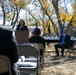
[66,41,76,56]
[1,43,76,75]
[15,30,45,75]
[15,30,45,65]
[1,30,76,75]
[0,43,44,75]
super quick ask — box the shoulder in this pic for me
[24,26,28,28]
[16,24,20,28]
[66,34,70,38]
[29,36,34,39]
[38,36,45,40]
[17,24,20,26]
[66,34,70,37]
[0,27,12,35]
[23,26,27,27]
[21,26,28,30]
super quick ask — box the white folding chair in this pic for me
[0,56,12,75]
[17,43,41,75]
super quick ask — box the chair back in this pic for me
[70,40,74,47]
[18,43,40,57]
[37,43,44,50]
[0,56,12,75]
[17,43,41,75]
[15,30,29,44]
[72,41,76,48]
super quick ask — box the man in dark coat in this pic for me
[29,28,45,61]
[54,28,71,56]
[29,27,45,48]
[0,27,19,75]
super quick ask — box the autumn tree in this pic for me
[30,0,74,36]
[0,0,30,28]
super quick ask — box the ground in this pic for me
[41,44,76,75]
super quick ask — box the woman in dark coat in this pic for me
[16,19,28,30]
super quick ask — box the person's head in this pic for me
[63,28,67,34]
[34,28,41,36]
[19,19,25,26]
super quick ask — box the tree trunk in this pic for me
[1,5,6,25]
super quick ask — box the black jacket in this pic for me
[16,24,28,30]
[29,36,45,48]
[0,28,19,75]
[59,34,70,46]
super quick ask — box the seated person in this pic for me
[0,27,19,75]
[54,28,71,56]
[16,19,28,30]
[29,28,45,60]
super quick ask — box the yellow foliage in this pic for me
[65,13,72,22]
[40,0,51,9]
[13,0,27,8]
[6,12,14,19]
[73,10,76,16]
[59,11,72,22]
[49,21,54,33]
[72,22,76,26]
[48,10,53,16]
[72,10,76,26]
[57,15,61,21]
[72,3,76,9]
[59,12,65,20]
[45,19,54,33]
[43,3,51,9]
[41,0,47,2]
[39,22,43,26]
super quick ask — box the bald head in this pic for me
[63,28,67,34]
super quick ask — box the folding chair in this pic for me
[37,43,45,68]
[15,30,29,44]
[70,41,76,56]
[0,56,12,75]
[17,43,41,75]
[65,40,74,56]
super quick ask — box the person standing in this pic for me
[54,28,70,56]
[0,27,19,75]
[16,19,28,30]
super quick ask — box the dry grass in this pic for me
[41,44,76,75]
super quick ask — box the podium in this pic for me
[15,30,29,44]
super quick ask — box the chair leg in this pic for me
[69,49,72,56]
[40,55,44,68]
[66,49,71,56]
[64,49,69,56]
[72,49,76,56]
